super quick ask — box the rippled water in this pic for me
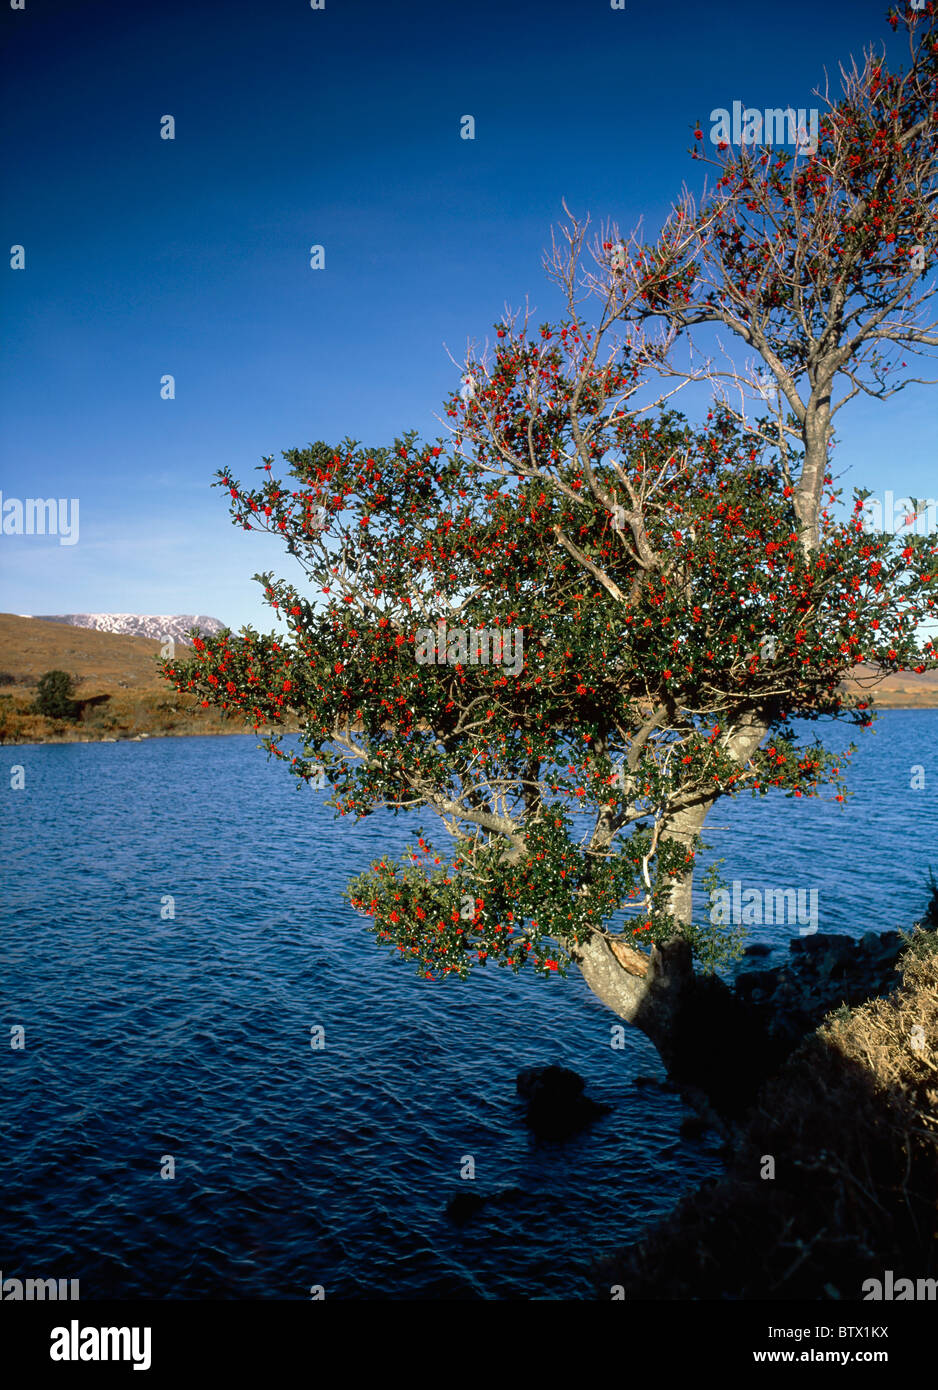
[1,712,934,1298]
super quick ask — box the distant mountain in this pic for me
[30,613,227,645]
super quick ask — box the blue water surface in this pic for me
[0,712,934,1299]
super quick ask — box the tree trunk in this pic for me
[573,711,781,1116]
[794,398,831,556]
[575,930,696,1073]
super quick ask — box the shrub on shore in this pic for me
[33,669,80,720]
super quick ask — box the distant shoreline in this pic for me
[0,728,256,747]
[0,724,301,748]
[2,702,936,748]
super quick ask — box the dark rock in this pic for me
[735,969,779,1000]
[743,942,773,957]
[669,972,788,1117]
[819,951,851,980]
[919,890,938,930]
[516,1064,611,1139]
[790,932,856,957]
[517,1063,584,1101]
[445,1191,486,1224]
[679,1115,712,1139]
[731,925,914,1074]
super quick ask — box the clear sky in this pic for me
[1,0,935,633]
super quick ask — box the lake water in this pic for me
[1,712,935,1299]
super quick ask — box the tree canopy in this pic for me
[163,4,938,1074]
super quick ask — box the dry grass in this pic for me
[0,688,251,743]
[829,930,938,1100]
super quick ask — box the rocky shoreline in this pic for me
[734,928,909,1048]
[606,923,938,1298]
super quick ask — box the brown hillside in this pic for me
[0,613,299,745]
[841,662,938,708]
[0,612,186,691]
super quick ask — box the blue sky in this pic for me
[1,0,934,633]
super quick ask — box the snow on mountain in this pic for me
[30,614,227,645]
